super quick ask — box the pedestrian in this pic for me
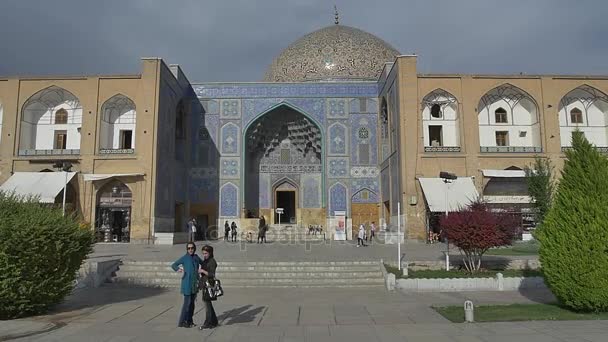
[370,221,376,243]
[224,221,230,241]
[357,224,366,247]
[171,242,202,328]
[230,221,237,242]
[258,216,266,244]
[198,245,219,329]
[189,218,197,242]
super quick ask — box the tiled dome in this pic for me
[264,24,400,82]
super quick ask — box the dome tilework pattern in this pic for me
[264,25,400,82]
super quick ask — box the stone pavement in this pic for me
[3,286,607,342]
[90,239,536,265]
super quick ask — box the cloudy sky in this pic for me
[1,0,607,82]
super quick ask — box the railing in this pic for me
[480,146,542,153]
[99,148,135,155]
[562,146,608,153]
[424,146,461,153]
[18,149,80,156]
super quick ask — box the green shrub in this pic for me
[537,133,608,312]
[0,192,94,319]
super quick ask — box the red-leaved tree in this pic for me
[440,201,520,273]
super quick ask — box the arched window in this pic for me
[20,86,82,154]
[570,108,583,124]
[54,108,68,124]
[100,94,136,152]
[495,107,508,123]
[430,104,442,118]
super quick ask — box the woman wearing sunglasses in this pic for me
[198,245,218,329]
[171,242,202,328]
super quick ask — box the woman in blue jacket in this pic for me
[171,242,202,328]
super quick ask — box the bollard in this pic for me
[443,251,450,271]
[497,272,504,291]
[464,300,474,323]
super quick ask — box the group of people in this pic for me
[171,242,219,330]
[223,221,238,242]
[357,221,376,247]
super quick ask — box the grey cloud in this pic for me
[1,0,607,81]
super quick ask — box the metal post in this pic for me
[444,181,450,271]
[397,202,401,271]
[62,169,68,217]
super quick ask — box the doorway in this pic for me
[275,190,296,224]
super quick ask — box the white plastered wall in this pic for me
[20,102,82,150]
[478,98,541,147]
[422,103,459,146]
[559,99,608,147]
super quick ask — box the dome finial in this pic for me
[334,5,339,25]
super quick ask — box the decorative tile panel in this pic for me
[329,182,348,216]
[328,98,348,118]
[328,157,349,178]
[350,167,379,178]
[204,114,219,146]
[220,182,238,217]
[220,157,239,179]
[201,99,219,114]
[259,173,270,209]
[328,122,348,155]
[220,122,240,155]
[351,188,379,203]
[195,83,379,99]
[243,98,325,128]
[220,99,241,119]
[351,114,377,165]
[352,178,380,195]
[301,173,321,208]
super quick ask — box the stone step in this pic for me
[114,271,383,279]
[117,265,380,272]
[105,281,383,289]
[120,260,380,266]
[111,277,384,287]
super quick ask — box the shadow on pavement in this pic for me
[44,285,169,321]
[218,305,266,325]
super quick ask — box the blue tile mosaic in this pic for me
[328,157,349,178]
[220,99,240,118]
[220,157,239,179]
[302,174,321,208]
[328,98,348,118]
[220,182,238,217]
[194,83,379,99]
[220,122,239,155]
[350,114,378,165]
[243,98,325,128]
[328,122,348,155]
[329,182,348,216]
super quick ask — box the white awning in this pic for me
[0,172,77,203]
[482,169,526,178]
[418,177,479,212]
[83,173,144,182]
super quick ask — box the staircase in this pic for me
[110,260,384,288]
[264,224,326,242]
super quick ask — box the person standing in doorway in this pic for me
[230,221,237,242]
[198,245,218,329]
[357,224,367,247]
[171,242,202,328]
[369,221,376,244]
[224,221,230,241]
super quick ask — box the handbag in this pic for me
[201,277,224,301]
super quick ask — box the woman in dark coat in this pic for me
[230,222,237,242]
[198,245,218,329]
[224,221,230,241]
[257,216,266,243]
[171,242,202,328]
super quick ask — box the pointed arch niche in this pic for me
[558,85,608,150]
[100,94,136,153]
[477,84,541,153]
[19,86,82,155]
[421,89,460,152]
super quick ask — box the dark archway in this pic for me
[95,180,132,243]
[243,104,322,219]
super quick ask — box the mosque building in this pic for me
[1,15,607,244]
